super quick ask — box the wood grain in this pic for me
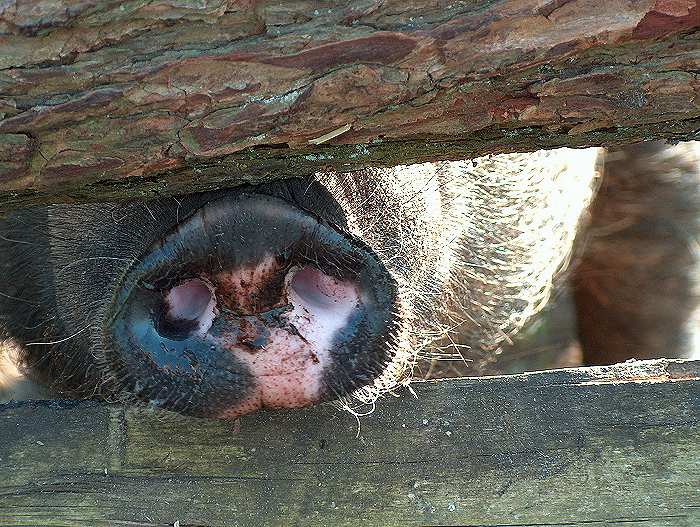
[0,358,698,526]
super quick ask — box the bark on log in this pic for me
[1,359,698,526]
[0,1,699,210]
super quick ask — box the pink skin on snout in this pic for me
[165,256,361,418]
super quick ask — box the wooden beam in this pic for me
[1,358,698,526]
[0,1,699,210]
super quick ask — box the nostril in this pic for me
[286,266,361,346]
[166,278,213,321]
[288,266,358,313]
[156,278,216,340]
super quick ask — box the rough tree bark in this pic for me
[0,1,698,210]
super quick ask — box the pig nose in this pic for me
[105,192,398,418]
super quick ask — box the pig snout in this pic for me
[0,151,600,418]
[105,192,398,418]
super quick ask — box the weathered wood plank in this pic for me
[0,1,699,210]
[0,359,698,526]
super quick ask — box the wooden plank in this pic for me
[0,2,699,210]
[0,359,698,527]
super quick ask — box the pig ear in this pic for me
[103,192,399,418]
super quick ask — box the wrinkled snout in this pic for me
[106,192,398,418]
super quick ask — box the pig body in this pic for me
[574,141,700,365]
[1,144,678,418]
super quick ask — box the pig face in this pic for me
[0,149,598,418]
